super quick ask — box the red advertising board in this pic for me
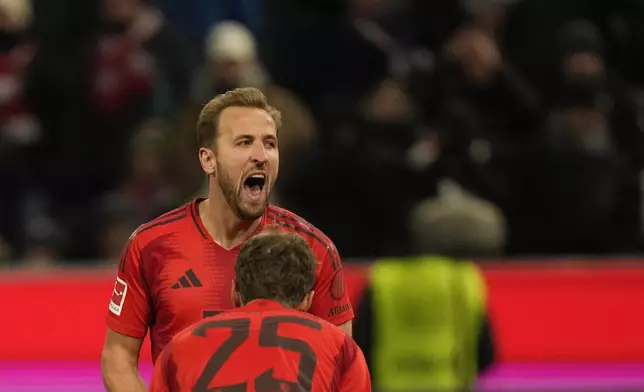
[1,261,643,362]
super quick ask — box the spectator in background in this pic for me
[153,0,264,44]
[100,118,178,221]
[2,0,641,262]
[502,0,644,92]
[21,235,61,269]
[182,21,317,204]
[49,0,191,202]
[89,0,192,149]
[435,25,543,190]
[96,118,179,261]
[504,19,643,254]
[409,179,506,258]
[27,0,192,259]
[354,254,495,390]
[96,206,138,263]
[508,77,640,254]
[0,0,45,260]
[0,0,39,147]
[289,76,427,257]
[553,20,644,171]
[19,190,67,266]
[261,0,347,110]
[284,0,437,257]
[409,19,542,260]
[464,0,516,34]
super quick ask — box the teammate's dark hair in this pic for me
[235,231,316,307]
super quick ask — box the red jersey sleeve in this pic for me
[308,242,354,326]
[105,234,150,338]
[339,338,372,392]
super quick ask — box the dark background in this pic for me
[1,0,644,267]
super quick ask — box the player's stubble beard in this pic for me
[215,159,269,221]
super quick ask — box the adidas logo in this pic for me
[172,269,203,289]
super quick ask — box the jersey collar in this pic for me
[191,197,269,245]
[238,299,293,312]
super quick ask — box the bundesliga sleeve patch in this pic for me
[109,276,128,316]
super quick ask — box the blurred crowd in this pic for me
[1,0,644,266]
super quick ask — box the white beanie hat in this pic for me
[0,0,32,32]
[204,20,257,62]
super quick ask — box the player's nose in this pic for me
[249,141,268,163]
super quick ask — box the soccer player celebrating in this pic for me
[101,88,354,392]
[149,231,370,392]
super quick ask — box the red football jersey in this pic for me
[106,198,354,362]
[149,300,371,392]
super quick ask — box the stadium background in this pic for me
[1,0,644,390]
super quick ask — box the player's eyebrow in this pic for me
[234,134,254,142]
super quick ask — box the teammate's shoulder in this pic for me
[267,205,316,230]
[292,311,349,342]
[173,310,237,340]
[130,201,195,244]
[261,308,328,329]
[266,205,335,250]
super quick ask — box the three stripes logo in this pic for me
[172,269,203,289]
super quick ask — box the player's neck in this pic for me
[199,196,262,250]
[243,299,293,309]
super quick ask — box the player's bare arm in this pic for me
[104,228,152,383]
[338,320,353,336]
[101,328,147,392]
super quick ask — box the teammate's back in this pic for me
[153,300,367,391]
[150,230,370,392]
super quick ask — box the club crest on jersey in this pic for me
[109,276,128,316]
[329,269,345,300]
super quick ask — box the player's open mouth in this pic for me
[243,172,266,201]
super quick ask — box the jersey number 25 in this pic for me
[191,315,322,392]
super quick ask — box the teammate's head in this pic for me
[197,87,282,220]
[232,230,316,310]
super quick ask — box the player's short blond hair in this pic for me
[196,87,282,148]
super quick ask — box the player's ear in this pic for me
[297,291,314,312]
[230,279,242,307]
[199,147,216,175]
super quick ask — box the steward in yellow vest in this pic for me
[354,256,495,391]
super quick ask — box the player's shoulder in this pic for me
[269,308,345,336]
[266,205,336,253]
[286,310,350,348]
[171,309,236,342]
[129,200,198,246]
